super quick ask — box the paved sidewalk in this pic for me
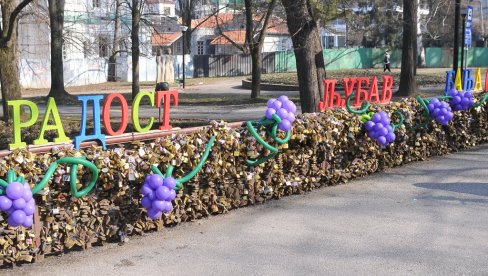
[10,144,488,276]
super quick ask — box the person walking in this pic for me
[383,52,391,72]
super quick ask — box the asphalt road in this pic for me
[9,144,488,276]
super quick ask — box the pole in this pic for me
[461,13,466,74]
[480,0,486,47]
[454,0,461,72]
[182,31,186,89]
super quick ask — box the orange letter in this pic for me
[103,93,129,136]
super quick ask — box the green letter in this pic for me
[132,91,154,133]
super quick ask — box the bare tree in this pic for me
[108,0,122,81]
[47,0,73,101]
[0,0,34,121]
[281,0,325,113]
[398,0,418,96]
[130,0,144,99]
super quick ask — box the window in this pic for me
[176,41,182,54]
[197,41,204,55]
[337,36,346,48]
[93,0,100,8]
[83,41,90,58]
[99,35,109,57]
[327,36,335,48]
[164,7,171,15]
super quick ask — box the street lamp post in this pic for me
[454,0,461,72]
[180,25,188,89]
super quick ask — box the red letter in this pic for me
[156,90,178,131]
[343,78,357,99]
[103,93,129,136]
[355,77,369,106]
[381,75,393,103]
[369,76,380,103]
[319,79,338,111]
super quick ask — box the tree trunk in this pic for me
[282,0,325,113]
[131,0,141,99]
[108,0,121,82]
[0,2,23,122]
[47,0,72,100]
[250,47,262,99]
[398,0,418,96]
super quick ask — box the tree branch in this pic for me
[1,0,34,46]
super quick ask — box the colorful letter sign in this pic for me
[7,90,179,150]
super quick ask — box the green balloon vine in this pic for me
[246,114,291,166]
[0,157,99,198]
[150,136,216,191]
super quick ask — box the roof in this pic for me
[151,32,182,46]
[210,30,246,45]
[191,13,235,29]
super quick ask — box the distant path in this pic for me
[11,145,488,275]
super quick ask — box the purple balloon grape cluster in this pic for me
[0,182,35,228]
[448,89,474,111]
[428,98,454,125]
[364,112,396,146]
[265,96,297,132]
[140,174,177,220]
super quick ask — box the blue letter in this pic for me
[463,69,474,92]
[74,95,106,150]
[444,70,455,95]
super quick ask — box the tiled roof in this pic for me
[151,32,182,46]
[191,13,235,28]
[210,30,246,45]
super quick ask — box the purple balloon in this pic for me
[276,108,288,120]
[278,95,289,102]
[147,174,165,189]
[379,127,388,136]
[461,97,470,106]
[162,201,173,213]
[271,100,282,110]
[163,177,177,190]
[428,103,435,112]
[431,98,440,104]
[267,99,276,108]
[151,200,167,212]
[282,100,296,113]
[371,113,382,123]
[365,121,375,131]
[147,208,162,220]
[7,216,21,227]
[377,136,387,145]
[265,108,276,119]
[278,119,292,131]
[0,196,12,211]
[449,89,457,97]
[11,210,26,225]
[167,189,176,201]
[22,187,33,202]
[155,186,171,201]
[140,183,153,195]
[22,215,33,228]
[432,108,440,117]
[386,124,393,132]
[287,112,296,123]
[141,196,152,209]
[452,96,461,104]
[23,202,35,216]
[386,132,396,143]
[6,182,24,200]
[12,198,26,210]
[445,112,454,121]
[369,131,378,139]
[373,123,384,132]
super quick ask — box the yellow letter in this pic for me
[132,91,155,133]
[34,97,69,145]
[8,100,39,150]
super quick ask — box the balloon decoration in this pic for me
[346,93,404,147]
[0,157,99,228]
[411,92,488,130]
[141,136,216,220]
[246,96,297,166]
